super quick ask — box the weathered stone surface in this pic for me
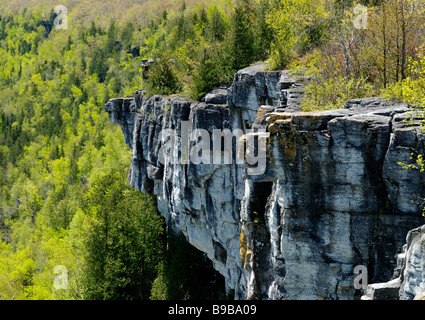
[105,65,425,300]
[202,86,229,105]
[362,224,425,300]
[400,225,425,299]
[227,64,294,126]
[362,278,402,300]
[104,95,139,148]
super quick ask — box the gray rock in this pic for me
[104,96,139,148]
[400,225,425,299]
[202,87,228,105]
[227,64,289,126]
[362,279,402,300]
[362,224,425,300]
[105,67,425,300]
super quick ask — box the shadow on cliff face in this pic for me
[162,233,228,300]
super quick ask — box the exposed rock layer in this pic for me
[105,64,425,299]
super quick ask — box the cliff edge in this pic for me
[105,64,425,299]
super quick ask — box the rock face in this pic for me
[105,64,425,300]
[362,224,425,300]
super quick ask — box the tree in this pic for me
[82,171,164,299]
[0,242,35,299]
[366,0,425,87]
[230,0,255,70]
[120,21,134,51]
[252,0,274,62]
[192,49,221,100]
[266,0,332,69]
[88,48,108,83]
[143,54,181,97]
[190,44,234,100]
[106,20,118,54]
[206,5,227,42]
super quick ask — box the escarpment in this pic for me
[105,64,425,300]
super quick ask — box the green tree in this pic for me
[121,21,134,52]
[190,45,233,100]
[266,0,331,69]
[143,54,181,97]
[230,0,255,70]
[206,5,227,42]
[82,170,164,299]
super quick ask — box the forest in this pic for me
[0,0,424,300]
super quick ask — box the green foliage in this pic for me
[0,9,155,300]
[230,0,256,70]
[82,170,164,300]
[139,0,275,99]
[302,74,374,111]
[265,0,332,69]
[144,55,182,97]
[149,261,169,300]
[398,151,425,172]
[384,54,425,109]
[0,6,229,300]
[190,45,234,100]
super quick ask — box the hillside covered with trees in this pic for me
[0,0,424,300]
[0,0,225,300]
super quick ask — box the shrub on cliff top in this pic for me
[143,54,182,97]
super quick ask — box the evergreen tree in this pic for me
[230,0,255,70]
[144,54,181,97]
[82,171,164,300]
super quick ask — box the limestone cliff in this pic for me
[362,224,425,300]
[105,64,425,300]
